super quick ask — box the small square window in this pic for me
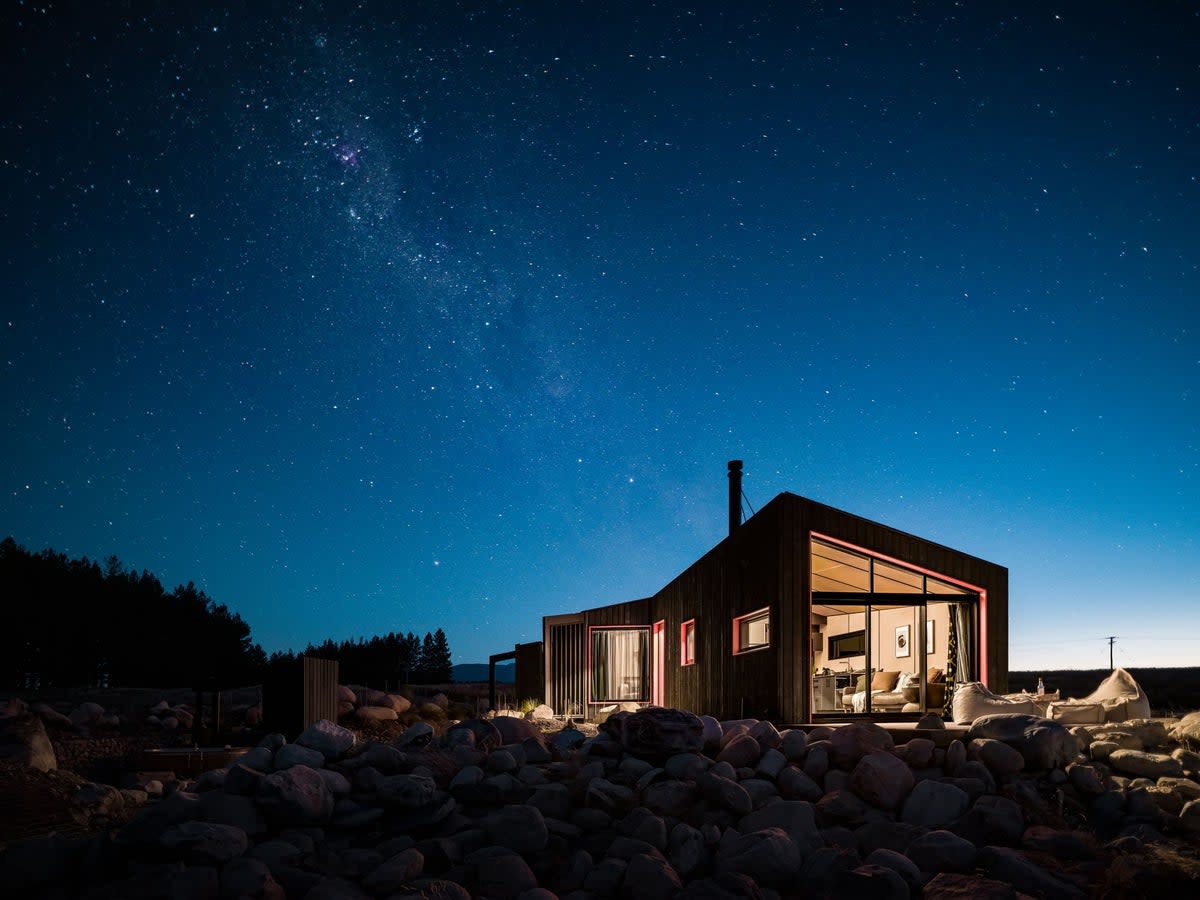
[681,619,696,666]
[733,608,770,654]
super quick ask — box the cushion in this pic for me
[899,673,921,689]
[1048,701,1106,725]
[855,675,868,692]
[927,668,944,683]
[871,671,901,692]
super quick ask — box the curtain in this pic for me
[591,629,648,701]
[942,602,974,717]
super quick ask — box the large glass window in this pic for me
[591,627,649,702]
[810,537,978,717]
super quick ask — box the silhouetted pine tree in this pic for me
[425,628,453,683]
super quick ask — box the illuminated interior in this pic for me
[810,537,977,716]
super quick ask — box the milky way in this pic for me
[2,2,1197,668]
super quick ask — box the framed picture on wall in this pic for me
[926,620,935,654]
[895,624,911,658]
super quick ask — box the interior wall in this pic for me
[813,604,952,678]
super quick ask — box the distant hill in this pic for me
[452,662,514,683]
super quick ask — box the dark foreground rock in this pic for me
[2,710,1200,898]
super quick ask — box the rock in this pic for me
[1180,798,1200,834]
[748,719,782,750]
[377,774,437,809]
[900,779,970,826]
[550,728,588,755]
[715,826,802,884]
[199,790,268,837]
[669,822,707,877]
[257,765,334,825]
[584,856,629,896]
[620,707,705,760]
[1107,749,1185,780]
[804,743,829,780]
[1089,740,1119,762]
[829,722,894,768]
[906,829,977,873]
[700,772,752,816]
[777,765,823,802]
[225,763,266,796]
[448,718,504,752]
[966,715,1077,770]
[485,804,549,853]
[922,872,1020,899]
[953,794,1024,847]
[160,821,249,864]
[978,846,1085,899]
[626,851,683,900]
[297,719,355,759]
[525,703,555,721]
[383,693,413,714]
[945,739,967,773]
[850,750,914,811]
[863,847,923,891]
[0,714,57,771]
[754,747,788,780]
[1170,711,1200,746]
[717,733,763,769]
[363,847,425,893]
[917,713,945,729]
[68,701,106,727]
[398,721,436,747]
[1066,762,1109,797]
[699,715,723,752]
[837,863,910,899]
[1121,719,1169,749]
[221,857,285,900]
[780,728,808,760]
[274,743,325,770]
[738,800,824,857]
[354,705,399,722]
[643,779,699,818]
[969,739,1025,778]
[899,737,936,769]
[665,752,710,780]
[1021,825,1095,860]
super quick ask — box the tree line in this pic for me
[0,537,454,689]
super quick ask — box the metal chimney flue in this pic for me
[727,460,743,535]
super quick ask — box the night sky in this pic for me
[4,2,1197,672]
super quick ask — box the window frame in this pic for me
[680,619,696,666]
[732,607,771,655]
[828,628,866,660]
[588,625,651,703]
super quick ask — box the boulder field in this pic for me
[1,707,1199,899]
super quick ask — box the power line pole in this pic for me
[1105,636,1116,670]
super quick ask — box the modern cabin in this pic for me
[542,462,1007,723]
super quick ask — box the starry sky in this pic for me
[3,2,1197,672]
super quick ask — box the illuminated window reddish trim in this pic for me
[680,619,696,666]
[733,607,771,655]
[809,530,989,687]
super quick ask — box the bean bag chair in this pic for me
[950,682,1040,725]
[1079,667,1151,722]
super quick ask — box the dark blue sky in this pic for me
[3,2,1197,670]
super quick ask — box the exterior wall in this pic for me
[647,499,786,721]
